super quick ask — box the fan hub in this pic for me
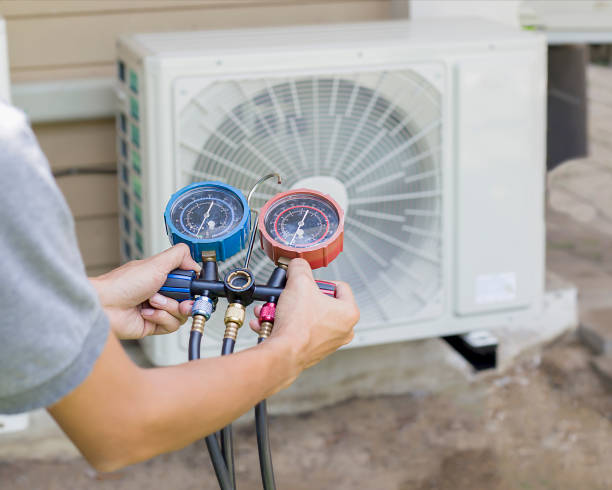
[291,176,348,214]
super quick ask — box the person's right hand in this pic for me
[249,258,359,372]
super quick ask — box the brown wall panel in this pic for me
[75,215,120,268]
[33,119,116,171]
[6,1,391,81]
[0,1,258,17]
[14,65,115,82]
[0,1,310,17]
[56,174,118,219]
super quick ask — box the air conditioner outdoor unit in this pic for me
[115,19,546,366]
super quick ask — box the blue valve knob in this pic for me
[159,269,196,301]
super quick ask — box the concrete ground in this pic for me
[2,65,612,489]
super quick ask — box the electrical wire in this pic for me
[188,330,233,490]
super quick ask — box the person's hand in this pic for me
[249,258,359,372]
[90,244,201,339]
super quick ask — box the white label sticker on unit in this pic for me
[0,413,29,434]
[475,273,516,305]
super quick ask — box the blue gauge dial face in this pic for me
[170,186,244,240]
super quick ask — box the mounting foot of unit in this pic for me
[443,330,498,371]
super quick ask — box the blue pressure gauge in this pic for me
[164,181,250,262]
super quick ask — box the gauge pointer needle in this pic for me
[196,202,214,237]
[289,210,308,246]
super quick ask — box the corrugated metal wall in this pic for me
[1,0,393,275]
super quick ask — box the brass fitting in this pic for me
[224,303,246,340]
[277,256,290,270]
[226,269,253,291]
[201,250,217,262]
[259,321,273,339]
[191,314,206,334]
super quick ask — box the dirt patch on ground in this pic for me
[1,334,611,489]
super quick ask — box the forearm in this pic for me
[49,333,300,472]
[139,336,298,458]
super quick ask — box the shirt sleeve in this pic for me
[0,102,110,414]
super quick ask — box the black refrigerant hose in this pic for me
[221,338,235,355]
[188,330,202,362]
[160,262,341,490]
[254,265,287,490]
[188,331,233,490]
[188,253,232,490]
[255,337,276,490]
[220,337,237,490]
[205,435,233,490]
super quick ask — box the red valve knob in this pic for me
[259,302,276,323]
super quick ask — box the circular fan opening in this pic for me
[178,70,443,350]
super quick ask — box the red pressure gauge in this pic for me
[258,189,344,269]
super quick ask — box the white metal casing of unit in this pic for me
[115,19,546,366]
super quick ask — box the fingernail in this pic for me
[141,308,155,316]
[150,293,167,306]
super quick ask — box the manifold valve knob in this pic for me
[191,296,215,320]
[259,302,276,323]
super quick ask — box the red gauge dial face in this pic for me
[264,194,339,249]
[259,189,344,269]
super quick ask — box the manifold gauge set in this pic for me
[157,175,344,490]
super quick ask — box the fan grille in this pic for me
[177,69,443,352]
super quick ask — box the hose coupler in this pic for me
[191,296,215,334]
[259,321,273,339]
[192,315,207,334]
[224,303,246,340]
[259,302,276,339]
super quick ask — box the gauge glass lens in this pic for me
[170,186,244,240]
[264,193,339,249]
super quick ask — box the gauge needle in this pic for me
[290,210,309,246]
[196,202,214,237]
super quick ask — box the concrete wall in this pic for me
[0,0,393,274]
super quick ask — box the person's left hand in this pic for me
[90,244,201,339]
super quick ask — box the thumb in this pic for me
[286,258,316,289]
[152,244,201,275]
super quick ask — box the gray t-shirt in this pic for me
[0,101,110,414]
